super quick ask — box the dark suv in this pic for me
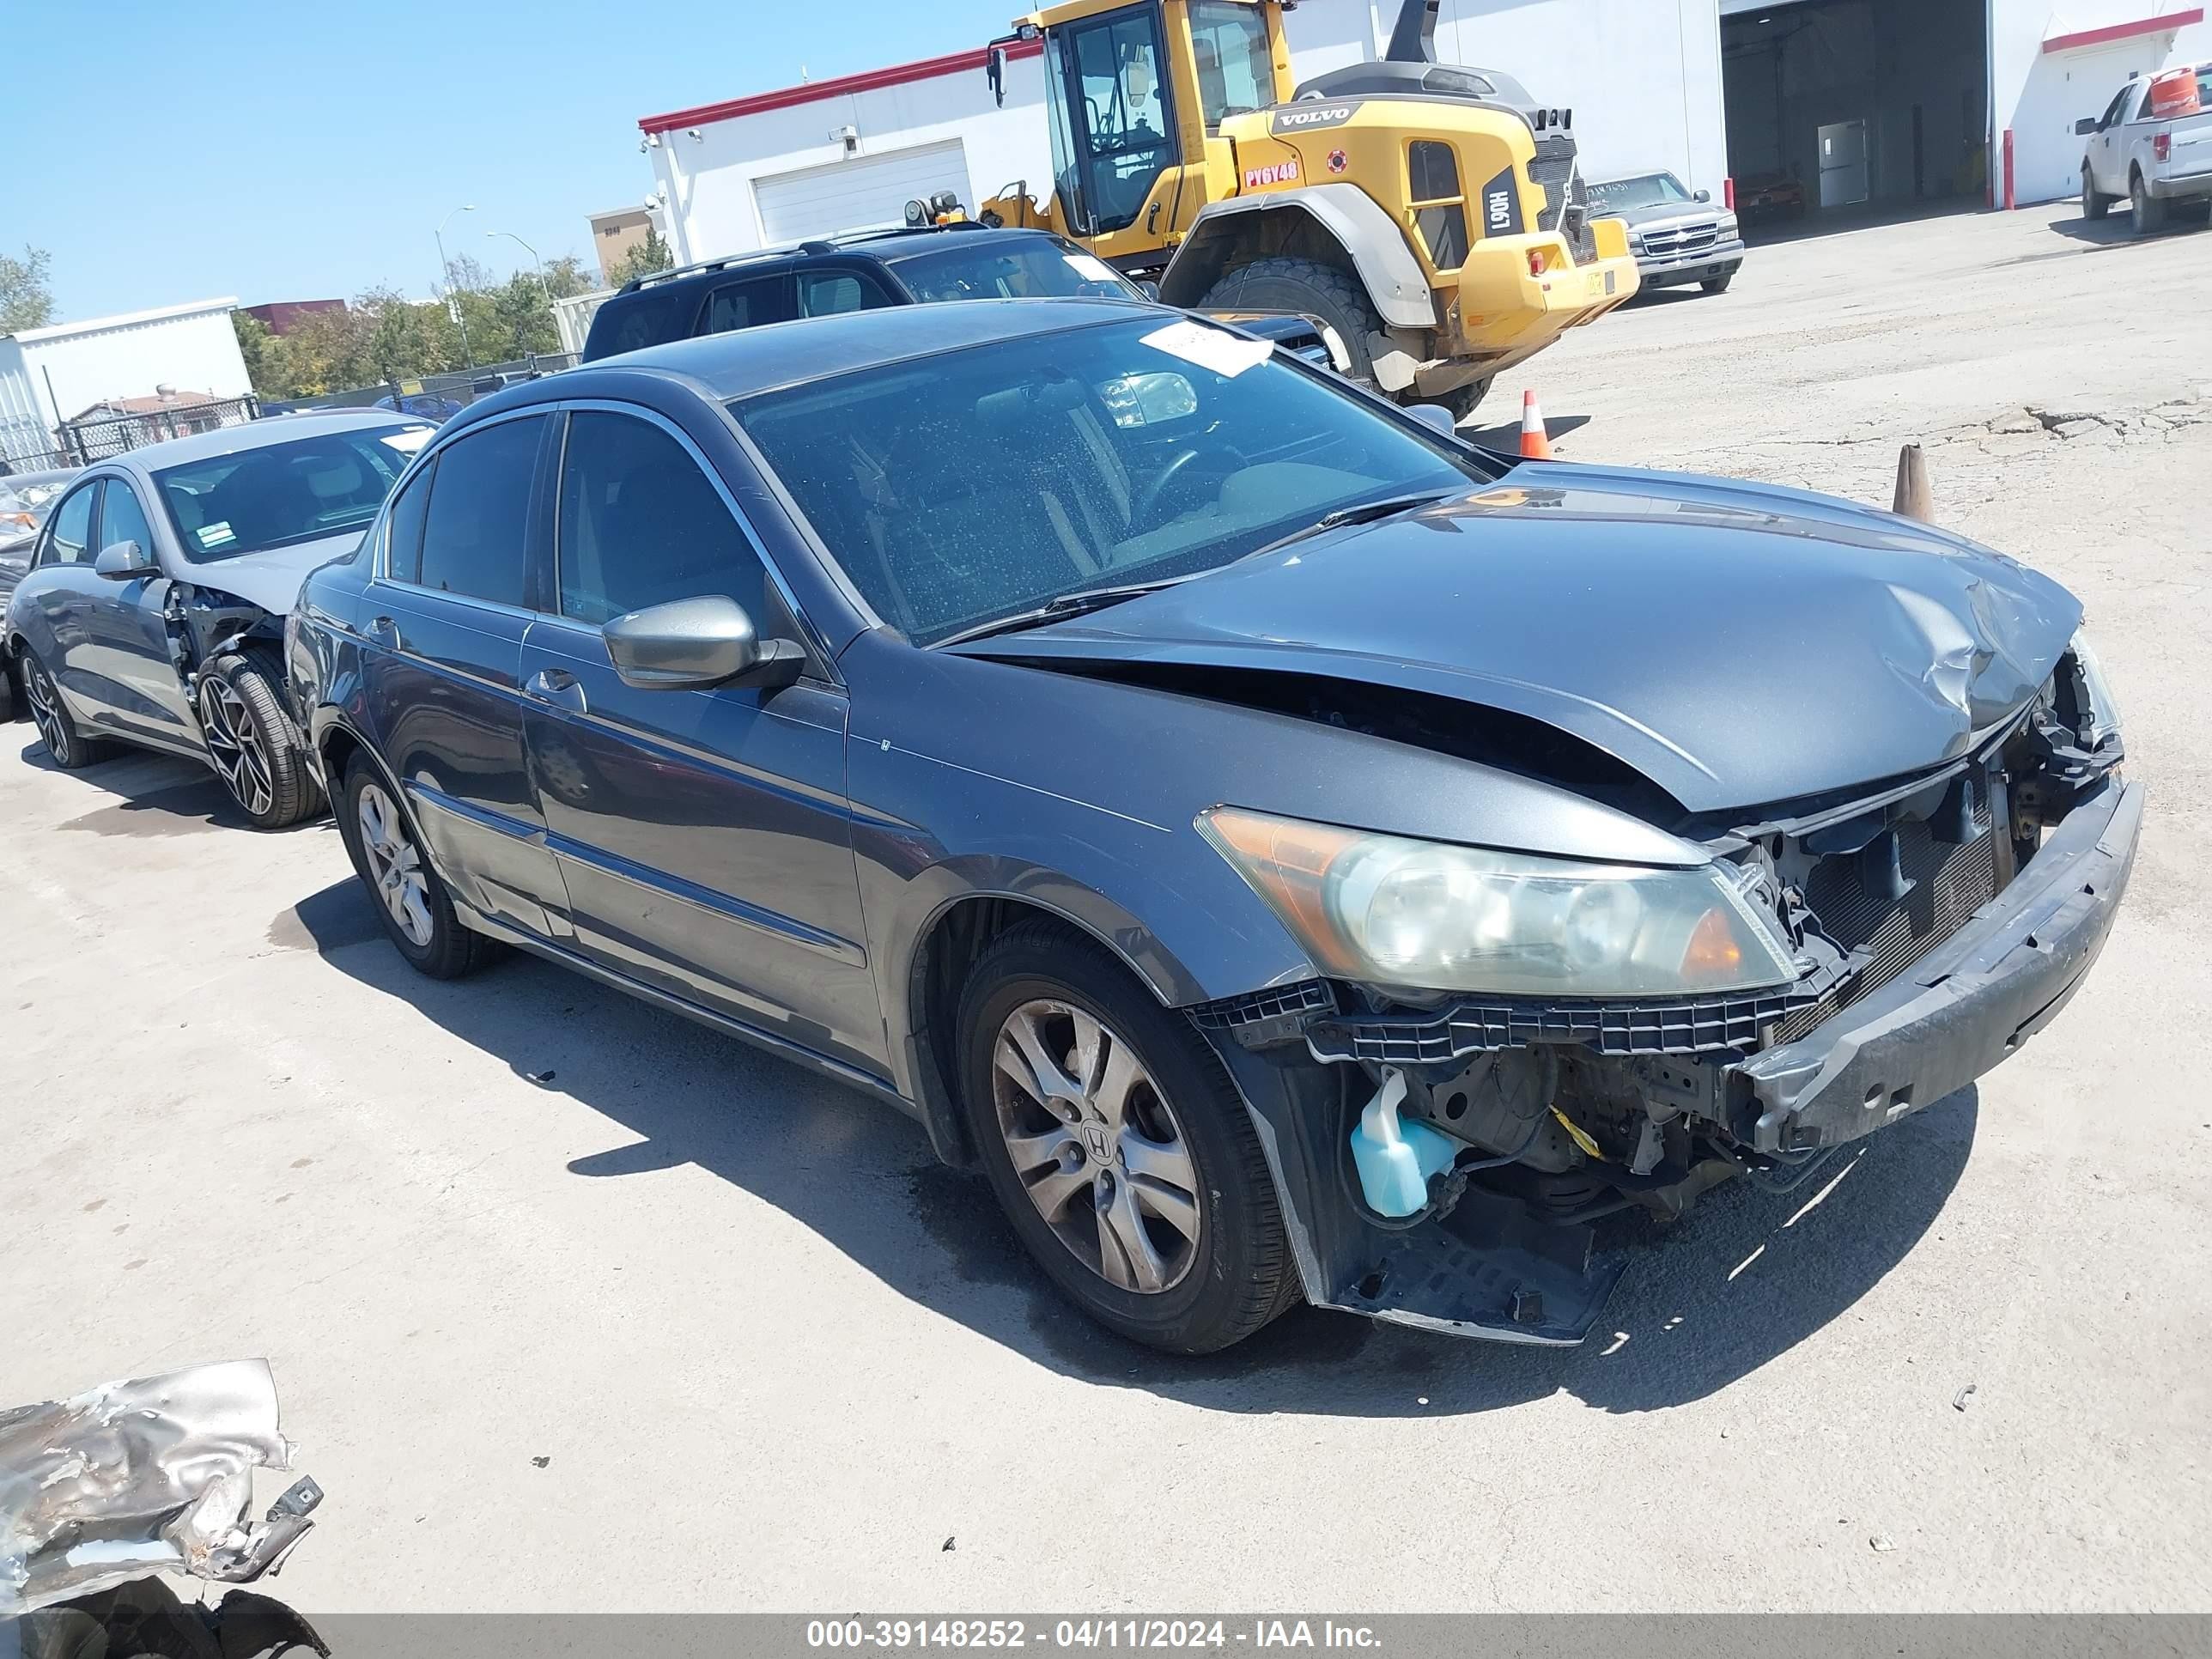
[581,222,1340,371]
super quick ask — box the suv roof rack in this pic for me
[617,219,1003,294]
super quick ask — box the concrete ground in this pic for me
[4,202,2209,1614]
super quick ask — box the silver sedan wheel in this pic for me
[991,999,1203,1295]
[23,659,64,757]
[197,676,274,817]
[356,781,434,947]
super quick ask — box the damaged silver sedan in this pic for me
[288,302,2138,1352]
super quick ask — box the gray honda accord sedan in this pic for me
[287,299,2137,1353]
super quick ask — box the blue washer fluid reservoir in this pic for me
[1349,1069,1463,1218]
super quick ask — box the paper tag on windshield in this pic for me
[1139,319,1272,379]
[380,427,434,453]
[1062,252,1120,284]
[196,522,236,550]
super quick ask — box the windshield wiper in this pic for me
[1239,489,1463,562]
[932,575,1195,648]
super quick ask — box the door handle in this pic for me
[366,614,402,649]
[525,666,586,714]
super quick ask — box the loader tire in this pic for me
[1199,257,1390,386]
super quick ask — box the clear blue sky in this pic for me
[9,0,1018,321]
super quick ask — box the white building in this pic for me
[0,299,252,468]
[638,0,2208,265]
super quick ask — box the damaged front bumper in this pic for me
[1194,774,2141,1348]
[1739,774,2141,1154]
[1,1360,323,1619]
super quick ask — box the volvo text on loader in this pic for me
[981,0,1639,416]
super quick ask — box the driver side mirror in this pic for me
[94,539,158,580]
[2075,117,2100,136]
[1405,404,1459,438]
[988,44,1007,107]
[603,595,805,692]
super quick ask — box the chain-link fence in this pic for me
[0,395,259,474]
[259,353,579,422]
[0,353,580,478]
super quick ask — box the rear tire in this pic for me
[1434,376,1493,422]
[1199,256,1389,387]
[955,919,1299,1353]
[197,652,323,829]
[335,755,498,979]
[2082,166,2111,222]
[19,647,114,769]
[2130,171,2165,237]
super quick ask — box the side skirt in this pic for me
[454,900,917,1120]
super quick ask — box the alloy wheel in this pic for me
[356,780,434,947]
[198,676,275,817]
[23,659,64,758]
[990,999,1203,1295]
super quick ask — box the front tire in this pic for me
[196,652,322,829]
[956,919,1298,1353]
[1701,271,1735,295]
[1199,255,1390,388]
[2131,171,2166,237]
[335,756,497,979]
[2083,166,2111,222]
[19,647,113,769]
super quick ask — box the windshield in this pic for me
[153,424,432,563]
[1587,173,1693,213]
[733,315,1492,646]
[891,240,1141,303]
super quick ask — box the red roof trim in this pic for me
[640,38,1043,133]
[2044,8,2202,52]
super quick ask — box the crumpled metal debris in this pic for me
[1,1359,322,1618]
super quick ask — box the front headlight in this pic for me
[1717,212,1740,235]
[1197,807,1799,998]
[2070,626,2122,749]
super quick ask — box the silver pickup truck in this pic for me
[2081,64,2212,235]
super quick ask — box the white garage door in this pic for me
[2014,44,2159,206]
[754,140,973,242]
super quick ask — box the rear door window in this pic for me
[699,276,793,337]
[40,481,97,567]
[414,416,545,607]
[382,459,437,585]
[796,269,896,317]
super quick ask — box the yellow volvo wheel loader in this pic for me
[981,0,1638,416]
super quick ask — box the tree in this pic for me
[605,227,674,289]
[543,254,594,301]
[1,245,56,333]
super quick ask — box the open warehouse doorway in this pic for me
[1721,0,1989,234]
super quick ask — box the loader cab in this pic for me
[1020,0,1293,252]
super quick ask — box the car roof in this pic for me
[615,223,1073,296]
[99,408,432,473]
[586,296,1158,403]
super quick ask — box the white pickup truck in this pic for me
[2081,64,2212,235]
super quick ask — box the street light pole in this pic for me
[487,229,556,358]
[434,204,477,369]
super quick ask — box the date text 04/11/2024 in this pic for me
[805,1619,1383,1649]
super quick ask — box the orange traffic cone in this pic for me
[1519,389,1553,460]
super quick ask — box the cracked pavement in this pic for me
[3,204,2209,1614]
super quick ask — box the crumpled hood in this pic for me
[180,532,361,614]
[958,463,2082,817]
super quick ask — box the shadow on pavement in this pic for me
[279,875,1976,1418]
